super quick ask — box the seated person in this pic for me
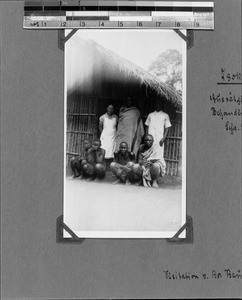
[132,134,166,188]
[70,139,91,178]
[110,142,135,185]
[82,139,106,182]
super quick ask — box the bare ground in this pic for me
[64,171,184,237]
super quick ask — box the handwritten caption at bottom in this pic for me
[163,269,241,280]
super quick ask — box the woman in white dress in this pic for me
[99,104,118,159]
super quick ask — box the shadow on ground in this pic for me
[67,167,182,190]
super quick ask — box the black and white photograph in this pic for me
[2,1,242,299]
[64,29,186,238]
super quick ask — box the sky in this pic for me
[66,29,185,71]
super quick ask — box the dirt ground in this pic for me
[66,167,182,190]
[64,169,184,238]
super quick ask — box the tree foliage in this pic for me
[148,49,182,91]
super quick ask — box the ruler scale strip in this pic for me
[24,1,214,29]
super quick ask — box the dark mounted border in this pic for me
[56,215,85,243]
[56,215,193,243]
[174,29,194,49]
[166,215,194,244]
[58,29,78,50]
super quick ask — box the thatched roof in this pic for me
[68,37,182,109]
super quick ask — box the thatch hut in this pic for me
[66,37,182,176]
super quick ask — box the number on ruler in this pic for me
[195,21,200,27]
[81,21,85,27]
[42,21,47,27]
[118,21,123,27]
[156,21,162,27]
[100,21,105,27]
[137,21,143,27]
[175,21,181,27]
[31,22,39,27]
[61,22,66,27]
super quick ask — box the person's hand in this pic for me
[159,138,165,147]
[143,159,151,167]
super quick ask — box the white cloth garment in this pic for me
[145,110,172,158]
[100,113,118,158]
[141,143,167,186]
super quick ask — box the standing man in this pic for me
[145,98,172,163]
[115,96,144,156]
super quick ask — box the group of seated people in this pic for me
[70,134,165,188]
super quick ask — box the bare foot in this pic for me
[94,178,102,183]
[86,177,94,182]
[134,180,142,186]
[152,180,159,188]
[71,174,78,179]
[125,179,132,186]
[112,178,121,184]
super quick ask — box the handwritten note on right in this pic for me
[210,68,242,135]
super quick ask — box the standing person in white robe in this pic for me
[145,99,172,172]
[99,104,118,159]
